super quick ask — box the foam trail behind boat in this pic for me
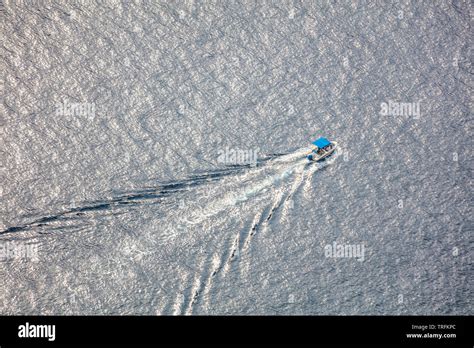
[182,148,318,226]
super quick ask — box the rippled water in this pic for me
[0,1,471,315]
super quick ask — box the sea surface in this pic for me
[0,0,472,314]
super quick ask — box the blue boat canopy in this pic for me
[312,137,331,148]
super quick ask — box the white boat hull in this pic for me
[307,141,337,162]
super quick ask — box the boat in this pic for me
[306,137,337,162]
